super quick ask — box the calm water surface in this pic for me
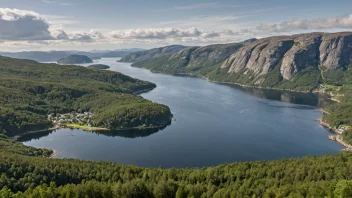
[21,58,343,168]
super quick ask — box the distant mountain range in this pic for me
[0,48,144,62]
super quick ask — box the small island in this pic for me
[58,54,93,64]
[87,64,110,70]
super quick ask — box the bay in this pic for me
[21,58,343,168]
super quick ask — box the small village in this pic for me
[48,112,94,127]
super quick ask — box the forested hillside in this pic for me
[0,138,352,197]
[0,56,171,136]
[119,45,187,62]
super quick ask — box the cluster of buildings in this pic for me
[318,84,325,89]
[48,112,94,126]
[337,126,346,134]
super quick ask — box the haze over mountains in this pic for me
[0,48,143,62]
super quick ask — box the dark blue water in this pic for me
[21,58,343,168]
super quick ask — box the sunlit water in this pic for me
[21,58,343,168]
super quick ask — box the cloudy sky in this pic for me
[1,0,352,51]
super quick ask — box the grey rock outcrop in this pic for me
[221,32,352,80]
[222,36,294,76]
[280,33,322,80]
[319,32,352,69]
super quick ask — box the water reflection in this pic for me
[18,85,333,142]
[17,130,54,142]
[18,126,167,141]
[88,126,167,138]
[226,84,333,108]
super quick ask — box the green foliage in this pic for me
[133,44,243,78]
[323,67,345,85]
[0,134,52,157]
[260,63,283,88]
[277,66,321,91]
[334,180,352,198]
[323,85,352,128]
[87,64,110,70]
[1,144,352,197]
[342,129,352,145]
[0,56,171,136]
[324,102,352,127]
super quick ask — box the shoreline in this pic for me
[133,87,155,95]
[133,68,323,94]
[11,125,61,141]
[133,66,352,151]
[49,149,57,158]
[316,118,352,151]
[12,121,171,141]
[64,124,109,131]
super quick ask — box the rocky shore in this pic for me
[316,118,352,151]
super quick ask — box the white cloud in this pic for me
[43,15,79,25]
[0,8,104,43]
[257,14,352,32]
[108,27,251,46]
[109,27,248,40]
[0,8,54,40]
[110,27,203,39]
[68,30,105,42]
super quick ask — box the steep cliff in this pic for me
[118,45,187,62]
[122,32,352,91]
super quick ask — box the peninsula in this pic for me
[0,56,172,137]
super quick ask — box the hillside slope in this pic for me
[58,54,93,64]
[0,56,171,136]
[130,32,352,91]
[0,49,141,62]
[132,43,244,76]
[119,45,187,62]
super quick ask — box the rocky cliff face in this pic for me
[319,32,352,69]
[118,45,187,62]
[222,36,294,76]
[122,32,352,91]
[221,32,352,81]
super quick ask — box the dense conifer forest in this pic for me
[0,56,171,136]
[0,136,352,197]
